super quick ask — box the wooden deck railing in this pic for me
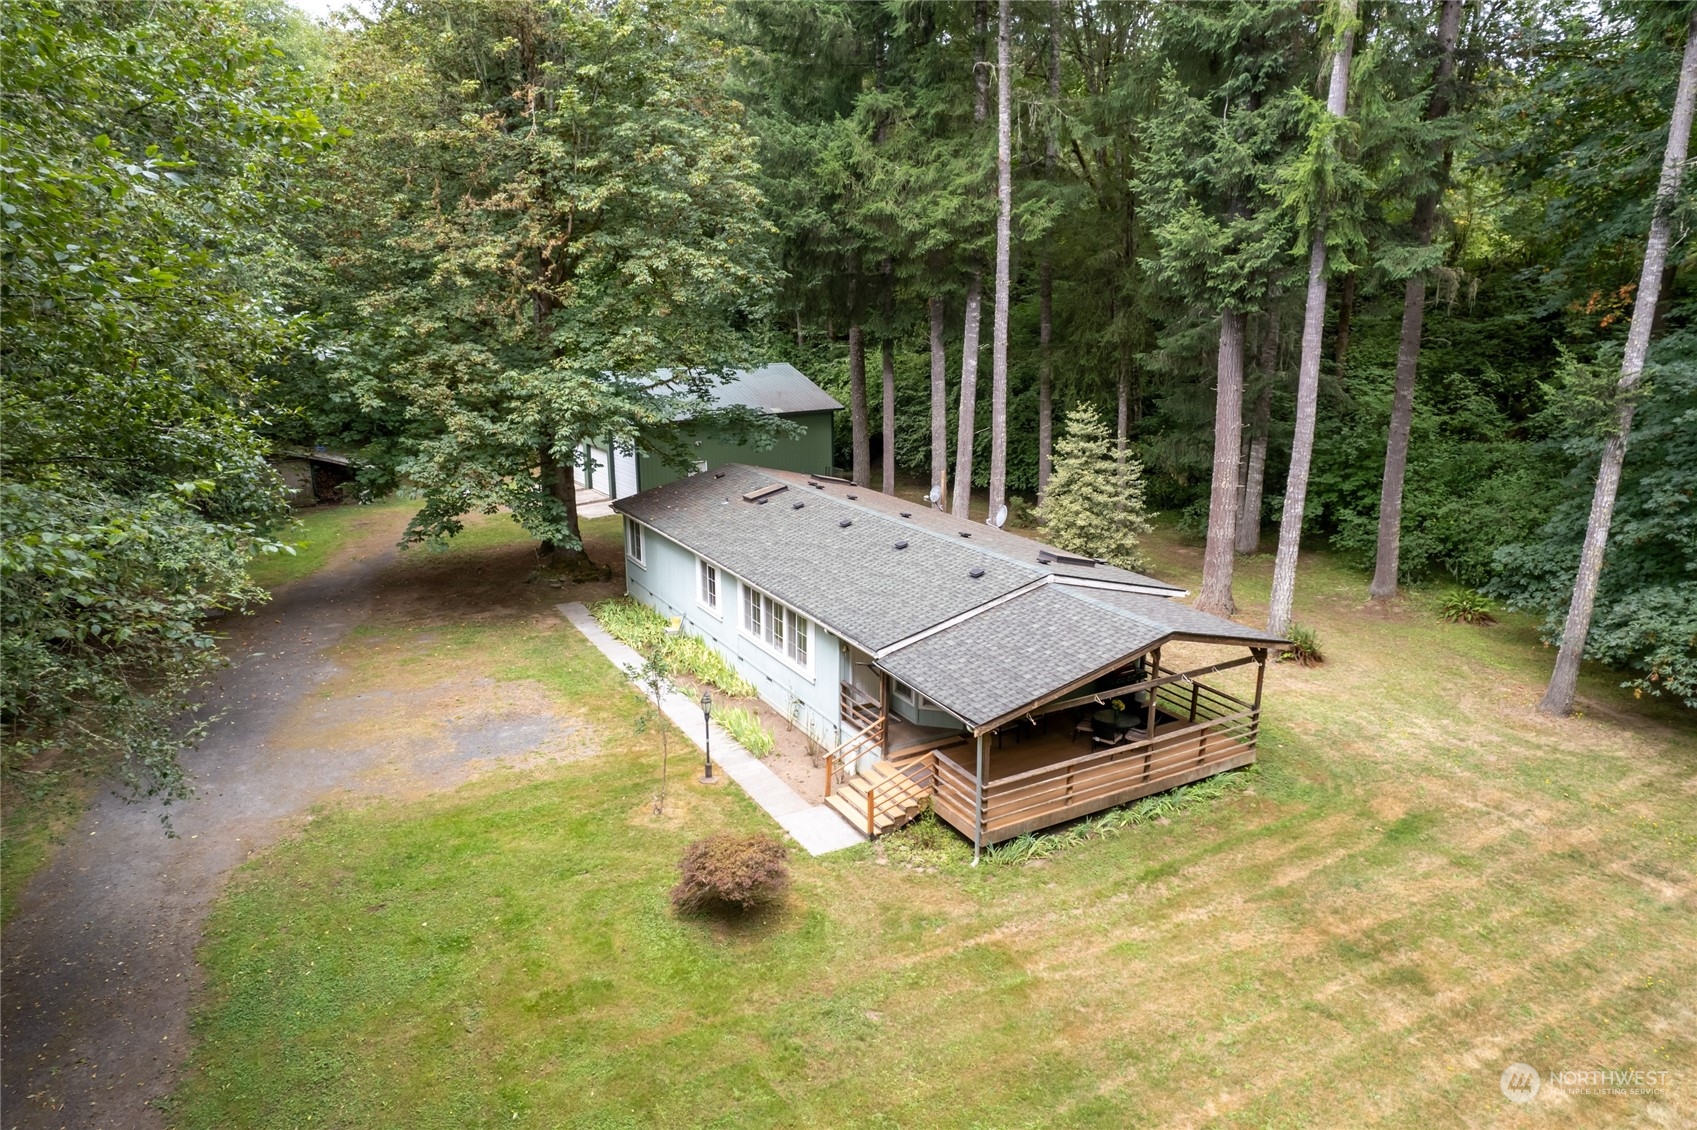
[975,706,1257,841]
[930,746,979,834]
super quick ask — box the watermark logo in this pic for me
[1501,1063,1541,1104]
[1499,1061,1674,1104]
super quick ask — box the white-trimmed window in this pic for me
[893,679,935,712]
[697,557,719,612]
[624,519,645,566]
[740,582,811,671]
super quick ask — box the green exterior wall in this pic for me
[637,409,836,491]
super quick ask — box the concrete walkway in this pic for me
[557,603,865,855]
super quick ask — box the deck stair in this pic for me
[824,758,934,838]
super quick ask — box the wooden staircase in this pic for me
[825,758,934,837]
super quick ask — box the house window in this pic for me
[893,679,933,712]
[740,583,811,671]
[698,558,718,611]
[625,519,645,566]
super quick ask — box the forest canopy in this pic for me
[3,0,1693,805]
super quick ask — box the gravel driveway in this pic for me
[1,511,593,1130]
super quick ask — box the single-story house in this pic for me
[614,464,1288,855]
[577,362,840,500]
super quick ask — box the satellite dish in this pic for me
[927,484,942,507]
[988,504,1008,529]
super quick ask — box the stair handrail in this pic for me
[857,752,938,837]
[822,716,883,798]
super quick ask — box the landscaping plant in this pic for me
[713,705,774,757]
[1282,624,1325,667]
[670,832,790,913]
[1436,590,1497,625]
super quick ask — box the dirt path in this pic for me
[0,509,586,1130]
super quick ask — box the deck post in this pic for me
[878,670,891,756]
[1146,648,1161,735]
[973,733,986,865]
[1252,648,1268,711]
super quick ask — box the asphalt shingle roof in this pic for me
[702,363,842,415]
[615,465,1044,651]
[614,465,1287,726]
[876,587,1169,729]
[754,469,1184,594]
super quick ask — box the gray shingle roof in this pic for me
[613,464,1286,726]
[755,468,1184,594]
[876,587,1169,730]
[706,363,842,415]
[879,583,1287,728]
[615,465,1044,651]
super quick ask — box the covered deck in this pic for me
[825,641,1271,850]
[927,665,1261,843]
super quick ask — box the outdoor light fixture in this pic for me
[700,690,714,781]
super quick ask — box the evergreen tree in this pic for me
[1140,0,1315,616]
[1037,403,1151,570]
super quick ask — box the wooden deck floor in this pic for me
[933,714,1191,782]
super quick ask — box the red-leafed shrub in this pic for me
[670,833,791,913]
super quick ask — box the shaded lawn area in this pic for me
[246,498,419,589]
[173,513,1695,1128]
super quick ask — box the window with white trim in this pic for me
[892,679,935,712]
[624,519,644,565]
[740,583,810,670]
[697,557,719,611]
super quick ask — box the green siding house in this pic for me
[577,363,839,499]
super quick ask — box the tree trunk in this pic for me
[1197,310,1246,617]
[849,324,870,487]
[1540,12,1697,716]
[880,338,897,494]
[1037,0,1060,504]
[1038,260,1054,503]
[930,297,949,505]
[795,309,805,350]
[538,443,586,561]
[1333,271,1356,373]
[985,0,1014,522]
[1368,0,1463,602]
[1268,2,1356,638]
[951,0,990,518]
[1116,363,1128,457]
[952,273,984,515]
[1236,313,1275,556]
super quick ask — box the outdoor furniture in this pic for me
[1091,707,1145,746]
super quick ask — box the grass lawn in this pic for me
[246,499,420,589]
[171,512,1695,1128]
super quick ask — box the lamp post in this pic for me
[700,690,713,781]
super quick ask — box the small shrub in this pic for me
[671,832,790,913]
[714,704,774,756]
[1437,590,1496,625]
[882,806,971,870]
[1281,624,1324,667]
[667,634,757,698]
